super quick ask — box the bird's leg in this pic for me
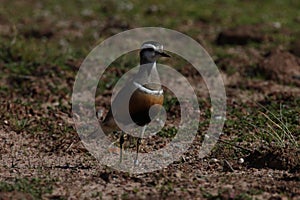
[119,132,125,163]
[134,126,146,166]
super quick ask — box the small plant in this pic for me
[163,96,179,112]
[11,118,30,133]
[158,127,177,138]
[255,103,299,148]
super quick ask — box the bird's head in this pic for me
[140,41,170,64]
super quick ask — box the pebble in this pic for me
[238,158,244,164]
[272,22,281,29]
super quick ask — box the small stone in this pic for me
[272,22,281,29]
[238,158,244,164]
[175,171,182,178]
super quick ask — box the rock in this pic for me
[259,50,300,86]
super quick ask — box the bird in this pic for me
[100,41,170,165]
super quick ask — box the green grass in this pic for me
[158,126,177,138]
[163,96,179,112]
[0,0,299,82]
[254,103,299,148]
[0,178,54,199]
[213,97,300,159]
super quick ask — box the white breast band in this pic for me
[133,81,163,95]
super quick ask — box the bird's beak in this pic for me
[158,51,171,57]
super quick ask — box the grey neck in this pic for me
[135,61,161,90]
[138,61,157,76]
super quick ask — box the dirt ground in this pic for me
[0,1,300,199]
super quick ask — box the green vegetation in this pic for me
[0,178,54,199]
[158,126,177,138]
[212,97,300,160]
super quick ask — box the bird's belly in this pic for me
[129,90,164,126]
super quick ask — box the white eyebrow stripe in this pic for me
[133,81,163,95]
[141,43,159,50]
